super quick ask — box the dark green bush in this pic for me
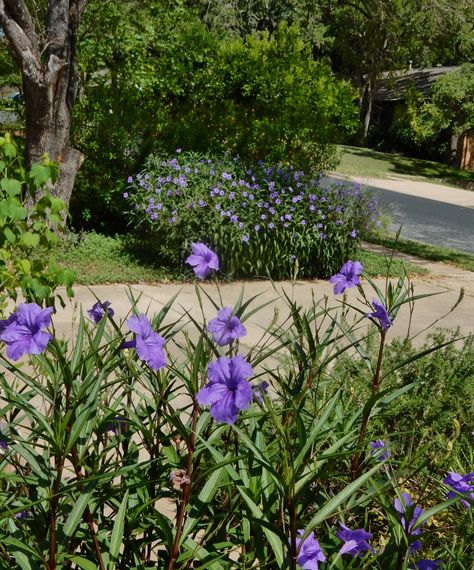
[124,151,380,279]
[332,330,474,455]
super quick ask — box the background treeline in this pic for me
[0,0,472,231]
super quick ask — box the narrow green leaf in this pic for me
[109,490,129,569]
[63,489,94,538]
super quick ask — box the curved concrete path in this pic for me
[52,269,473,349]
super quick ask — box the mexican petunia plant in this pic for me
[123,151,381,279]
[0,246,471,569]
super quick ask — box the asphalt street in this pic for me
[368,186,474,254]
[326,175,474,254]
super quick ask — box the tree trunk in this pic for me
[0,0,86,209]
[361,77,373,142]
[23,59,84,206]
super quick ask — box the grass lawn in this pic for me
[366,234,474,273]
[335,145,474,190]
[50,232,428,286]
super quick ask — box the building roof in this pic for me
[374,66,459,102]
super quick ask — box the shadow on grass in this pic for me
[342,146,474,190]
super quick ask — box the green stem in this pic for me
[350,330,386,481]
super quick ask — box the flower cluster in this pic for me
[124,152,381,278]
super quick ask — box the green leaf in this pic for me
[1,177,22,196]
[304,462,383,532]
[29,164,53,187]
[67,556,98,570]
[4,226,17,244]
[237,486,285,567]
[63,489,94,538]
[109,491,129,569]
[20,231,40,248]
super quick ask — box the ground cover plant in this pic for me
[125,151,380,280]
[0,245,472,569]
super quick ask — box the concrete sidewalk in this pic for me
[52,275,473,347]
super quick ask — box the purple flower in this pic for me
[87,301,114,324]
[186,243,219,279]
[126,314,166,371]
[415,561,442,570]
[295,530,326,570]
[394,493,424,553]
[208,307,247,346]
[329,261,363,295]
[336,522,374,557]
[253,380,269,402]
[367,299,392,331]
[105,415,127,434]
[0,431,9,452]
[369,439,391,461]
[443,471,474,508]
[0,303,53,360]
[196,355,253,424]
[350,229,357,238]
[15,510,32,520]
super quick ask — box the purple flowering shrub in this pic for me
[0,260,471,568]
[124,151,380,279]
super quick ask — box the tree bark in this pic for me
[0,0,86,208]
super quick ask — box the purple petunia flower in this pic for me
[186,243,219,279]
[196,355,253,424]
[87,301,114,324]
[329,260,363,295]
[414,561,442,570]
[367,299,392,331]
[336,522,374,557]
[0,303,54,360]
[125,314,166,371]
[295,530,326,570]
[105,415,127,435]
[443,471,474,508]
[394,493,424,553]
[369,439,391,461]
[253,380,269,402]
[208,307,247,346]
[0,431,9,452]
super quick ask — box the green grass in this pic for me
[51,232,186,285]
[367,235,474,272]
[49,232,429,286]
[357,248,428,277]
[335,145,474,190]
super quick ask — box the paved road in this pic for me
[328,176,474,254]
[369,187,474,254]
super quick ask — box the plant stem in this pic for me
[167,402,199,570]
[48,461,64,570]
[350,330,386,481]
[70,447,106,570]
[288,501,298,570]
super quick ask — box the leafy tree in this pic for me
[408,64,474,142]
[0,0,87,208]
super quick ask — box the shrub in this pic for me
[0,133,75,313]
[333,330,474,455]
[124,151,380,279]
